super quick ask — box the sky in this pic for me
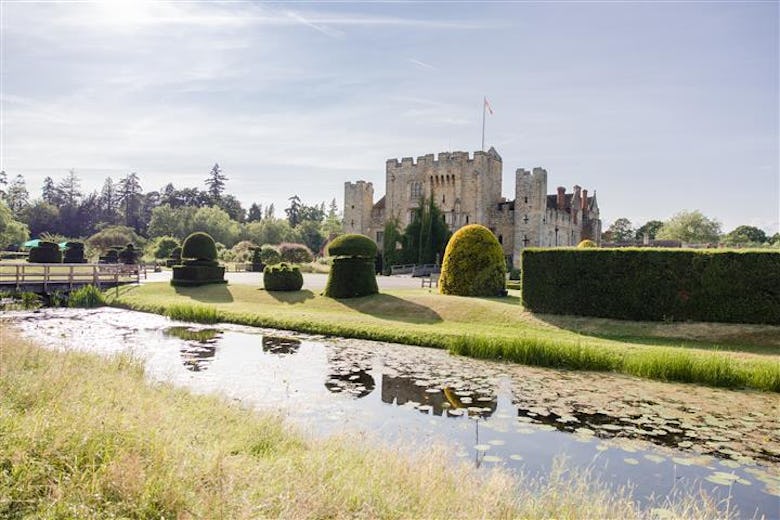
[1,0,778,233]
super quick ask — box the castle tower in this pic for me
[512,167,547,267]
[343,181,374,236]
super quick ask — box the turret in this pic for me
[343,181,374,236]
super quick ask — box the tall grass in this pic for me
[0,332,735,519]
[68,284,105,308]
[164,303,222,323]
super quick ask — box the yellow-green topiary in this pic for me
[439,224,505,297]
[577,239,597,248]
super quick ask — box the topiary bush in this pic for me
[28,241,62,263]
[172,232,226,287]
[577,239,597,248]
[166,246,183,267]
[279,242,314,264]
[258,244,282,266]
[324,234,378,298]
[63,242,86,263]
[263,262,304,291]
[249,247,265,272]
[118,243,138,265]
[439,224,506,297]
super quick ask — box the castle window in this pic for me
[523,214,529,224]
[442,195,445,204]
[376,231,384,246]
[409,181,423,200]
[351,205,355,209]
[498,235,503,244]
[524,196,528,204]
[466,215,469,224]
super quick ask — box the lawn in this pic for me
[107,282,780,391]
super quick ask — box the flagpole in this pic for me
[481,97,486,151]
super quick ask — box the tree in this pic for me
[0,201,30,249]
[99,177,120,224]
[58,169,82,207]
[205,163,227,201]
[118,172,143,232]
[605,217,634,243]
[243,218,299,245]
[657,210,721,244]
[402,197,451,264]
[322,198,342,237]
[148,204,196,239]
[41,176,60,205]
[285,195,302,227]
[6,175,29,216]
[247,203,263,222]
[634,220,664,242]
[264,203,275,219]
[297,219,325,254]
[0,170,7,199]
[186,206,240,247]
[217,194,245,222]
[723,225,768,246]
[771,233,780,246]
[382,218,402,274]
[23,200,60,237]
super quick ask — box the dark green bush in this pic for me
[258,244,281,266]
[279,242,314,264]
[148,236,180,259]
[440,224,505,297]
[263,262,304,291]
[28,241,62,263]
[118,243,138,264]
[166,246,183,267]
[182,232,218,263]
[170,265,226,287]
[521,248,780,325]
[327,234,377,258]
[248,247,264,272]
[324,257,378,298]
[63,242,86,263]
[101,249,119,264]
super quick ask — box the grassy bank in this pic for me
[0,332,730,519]
[107,283,780,392]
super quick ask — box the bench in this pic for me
[421,273,440,288]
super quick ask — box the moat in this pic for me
[6,307,779,517]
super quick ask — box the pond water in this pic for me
[6,308,780,518]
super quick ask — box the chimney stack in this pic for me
[556,186,566,210]
[581,189,588,211]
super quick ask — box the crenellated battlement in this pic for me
[386,149,502,169]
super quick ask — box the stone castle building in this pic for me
[343,147,601,267]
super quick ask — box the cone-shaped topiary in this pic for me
[29,241,62,263]
[172,232,225,286]
[439,224,505,297]
[577,239,597,248]
[263,262,304,291]
[324,233,378,298]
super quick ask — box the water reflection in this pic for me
[381,376,497,418]
[325,346,375,398]
[262,335,301,356]
[164,326,220,372]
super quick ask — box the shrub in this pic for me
[263,263,304,291]
[172,233,225,287]
[279,242,314,264]
[147,236,180,259]
[69,285,105,308]
[439,225,505,297]
[521,248,780,325]
[28,241,62,263]
[327,234,377,258]
[166,246,183,268]
[228,241,256,263]
[118,243,138,265]
[259,244,282,266]
[101,249,119,264]
[182,232,218,266]
[86,226,144,254]
[324,234,378,299]
[577,239,597,248]
[509,267,521,281]
[63,242,86,263]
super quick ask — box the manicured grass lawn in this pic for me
[107,282,780,391]
[0,333,730,519]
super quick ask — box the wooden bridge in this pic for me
[0,263,147,294]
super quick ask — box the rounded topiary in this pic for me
[577,239,597,248]
[170,246,182,260]
[28,241,62,263]
[259,244,282,266]
[279,242,314,264]
[63,241,86,263]
[439,224,505,297]
[324,233,378,298]
[182,232,218,266]
[327,234,377,258]
[263,262,304,291]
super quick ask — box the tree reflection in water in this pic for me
[381,375,497,419]
[324,346,376,398]
[262,335,301,356]
[164,326,221,372]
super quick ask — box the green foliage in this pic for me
[165,303,222,323]
[723,225,768,246]
[263,262,304,291]
[439,224,505,297]
[69,285,105,308]
[521,248,780,325]
[509,267,521,280]
[382,219,403,275]
[87,225,144,254]
[63,241,86,263]
[170,265,226,286]
[181,232,218,262]
[19,292,41,309]
[259,244,282,265]
[634,220,664,241]
[147,236,180,259]
[0,201,29,249]
[327,233,377,258]
[401,197,450,264]
[657,210,721,244]
[605,217,633,243]
[279,242,313,264]
[148,205,240,247]
[577,239,597,248]
[118,244,138,264]
[323,257,378,298]
[243,218,300,246]
[28,241,62,263]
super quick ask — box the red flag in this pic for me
[484,97,494,115]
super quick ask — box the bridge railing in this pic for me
[0,263,141,291]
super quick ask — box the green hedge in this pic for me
[324,257,378,298]
[263,263,303,291]
[327,234,377,258]
[171,265,226,287]
[439,224,505,297]
[28,241,62,263]
[182,232,218,262]
[521,248,780,324]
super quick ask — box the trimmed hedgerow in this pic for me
[324,234,378,299]
[263,262,304,291]
[279,242,314,264]
[439,225,505,297]
[28,241,62,263]
[521,248,780,325]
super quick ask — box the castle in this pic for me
[343,147,601,268]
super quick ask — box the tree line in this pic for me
[0,166,342,254]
